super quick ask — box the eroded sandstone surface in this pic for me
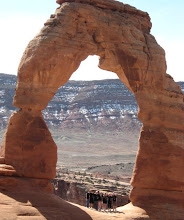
[0,0,183,219]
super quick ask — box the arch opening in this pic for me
[43,56,141,206]
[70,55,118,81]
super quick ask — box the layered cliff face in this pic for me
[43,79,141,132]
[0,74,17,130]
[0,74,141,133]
[1,73,183,134]
[0,75,141,172]
[53,178,130,207]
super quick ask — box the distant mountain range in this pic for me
[0,73,183,133]
[0,73,183,170]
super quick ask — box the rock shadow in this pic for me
[0,190,93,220]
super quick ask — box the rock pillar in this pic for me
[130,84,184,215]
[0,109,57,192]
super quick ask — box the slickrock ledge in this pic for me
[0,0,183,219]
[0,191,183,220]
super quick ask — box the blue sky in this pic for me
[0,0,183,81]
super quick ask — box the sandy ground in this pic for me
[72,202,150,220]
[54,130,139,171]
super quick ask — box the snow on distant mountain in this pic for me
[0,73,183,133]
[43,79,140,132]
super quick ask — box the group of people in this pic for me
[86,191,117,212]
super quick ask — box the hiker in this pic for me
[86,191,90,208]
[98,192,103,211]
[112,192,117,212]
[93,191,99,210]
[102,193,108,211]
[89,191,94,208]
[107,193,113,211]
[86,190,118,212]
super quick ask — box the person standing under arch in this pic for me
[112,192,117,212]
[102,193,108,211]
[86,191,90,208]
[89,191,94,208]
[107,193,113,211]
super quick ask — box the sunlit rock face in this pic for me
[0,109,57,179]
[0,0,183,219]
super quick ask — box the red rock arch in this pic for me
[0,0,183,218]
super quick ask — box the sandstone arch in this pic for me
[0,0,183,219]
